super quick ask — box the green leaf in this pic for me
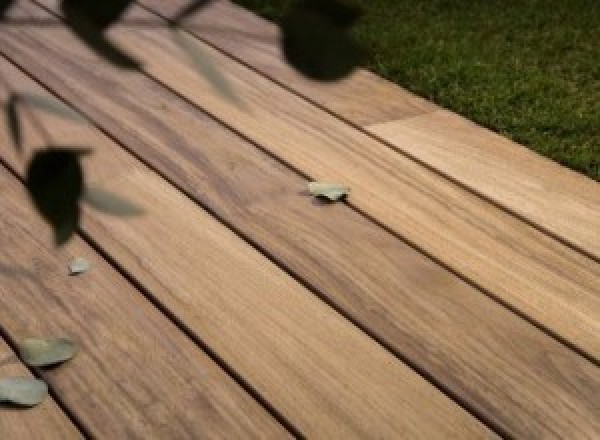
[17,93,86,122]
[0,378,48,407]
[170,0,212,26]
[308,182,349,201]
[67,21,141,70]
[18,338,78,367]
[61,0,133,30]
[171,29,239,104]
[0,0,15,20]
[25,148,91,246]
[61,0,140,70]
[83,185,144,216]
[4,93,21,154]
[68,257,90,275]
[281,0,365,81]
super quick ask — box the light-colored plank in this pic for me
[0,16,598,439]
[0,55,493,440]
[140,0,436,126]
[0,77,288,439]
[0,337,81,439]
[0,168,289,439]
[139,0,600,261]
[23,0,600,360]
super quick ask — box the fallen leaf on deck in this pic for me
[18,338,78,367]
[308,182,349,201]
[0,378,48,406]
[68,257,91,275]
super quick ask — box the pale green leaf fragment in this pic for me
[0,378,48,406]
[19,338,78,367]
[18,93,86,122]
[308,182,349,201]
[83,185,144,216]
[171,28,240,105]
[68,257,90,275]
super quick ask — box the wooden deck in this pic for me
[0,0,599,438]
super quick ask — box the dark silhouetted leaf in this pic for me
[66,22,141,70]
[0,0,15,20]
[61,0,133,30]
[68,257,90,275]
[298,0,362,27]
[18,93,86,122]
[83,185,144,216]
[4,93,21,154]
[170,0,212,26]
[61,0,140,70]
[0,378,48,407]
[18,338,78,367]
[308,182,349,201]
[25,148,91,246]
[171,29,239,103]
[281,0,365,81]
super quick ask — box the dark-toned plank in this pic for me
[140,0,600,262]
[0,12,598,438]
[0,60,492,438]
[0,337,81,439]
[25,1,600,360]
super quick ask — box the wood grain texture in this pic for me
[140,0,437,127]
[0,11,598,438]
[0,337,81,439]
[23,1,600,360]
[0,70,288,437]
[0,58,492,439]
[0,171,289,440]
[140,0,600,261]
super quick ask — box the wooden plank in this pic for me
[0,337,81,439]
[139,0,600,261]
[23,0,600,360]
[0,58,493,439]
[0,138,287,438]
[0,14,598,439]
[138,0,436,127]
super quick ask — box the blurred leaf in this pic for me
[170,0,212,26]
[61,0,133,30]
[299,0,361,27]
[18,93,86,122]
[25,148,91,246]
[83,185,144,216]
[61,0,140,70]
[0,0,14,20]
[68,257,90,275]
[281,0,364,81]
[171,29,239,103]
[5,93,21,154]
[0,378,48,407]
[18,338,78,367]
[308,182,349,201]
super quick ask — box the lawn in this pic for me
[233,0,600,181]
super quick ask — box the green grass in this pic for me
[233,0,600,181]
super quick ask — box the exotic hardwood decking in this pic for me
[0,1,598,438]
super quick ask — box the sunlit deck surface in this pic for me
[0,1,599,438]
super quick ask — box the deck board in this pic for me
[0,159,286,436]
[138,0,600,261]
[0,16,599,438]
[0,1,599,437]
[0,337,81,439]
[21,2,600,360]
[0,56,493,440]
